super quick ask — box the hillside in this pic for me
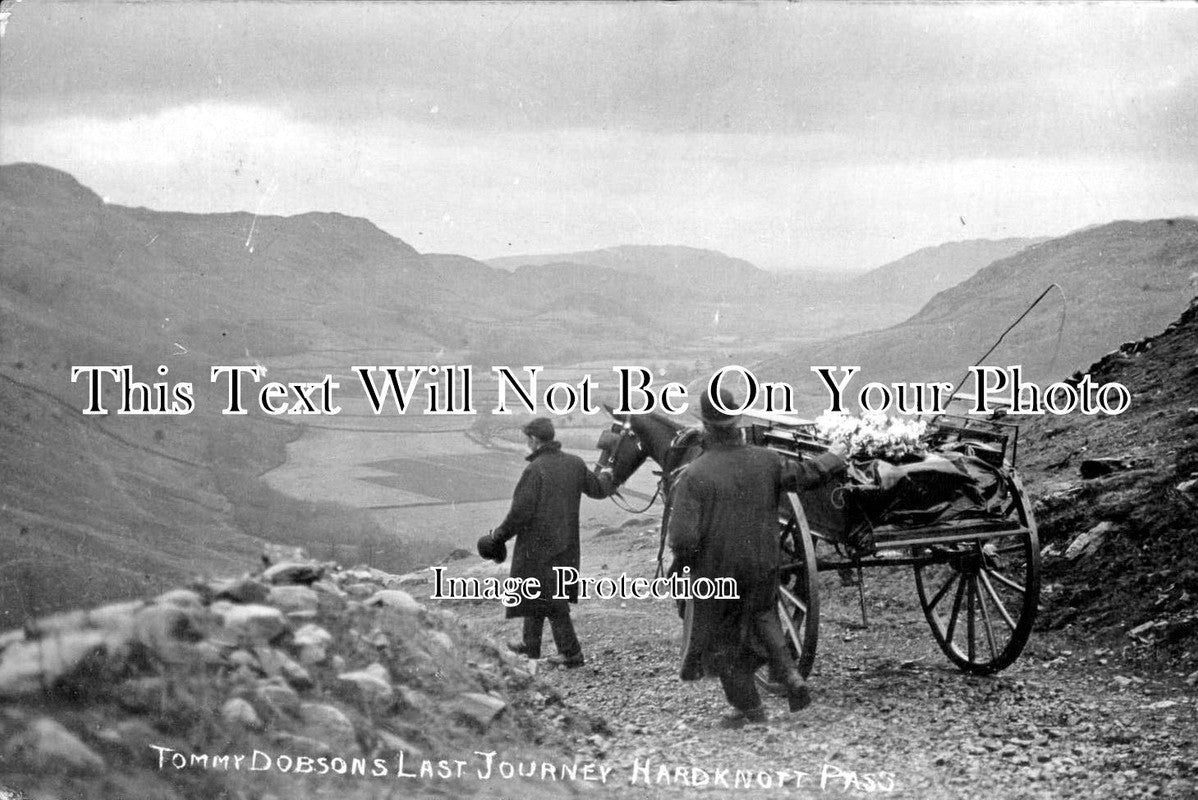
[853,237,1046,312]
[754,219,1198,414]
[1019,298,1198,666]
[0,164,493,626]
[0,164,689,369]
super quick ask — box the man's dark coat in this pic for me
[494,441,612,618]
[667,440,844,679]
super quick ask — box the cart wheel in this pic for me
[913,475,1040,674]
[757,491,821,693]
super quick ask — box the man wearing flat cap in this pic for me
[478,417,614,667]
[668,386,846,727]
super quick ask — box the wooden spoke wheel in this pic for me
[757,491,821,693]
[913,476,1040,674]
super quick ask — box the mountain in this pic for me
[1,163,531,626]
[754,219,1198,413]
[487,245,766,295]
[852,237,1046,312]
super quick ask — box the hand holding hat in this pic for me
[477,530,507,563]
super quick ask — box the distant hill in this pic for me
[853,237,1046,312]
[487,245,766,295]
[488,240,1046,339]
[754,218,1198,413]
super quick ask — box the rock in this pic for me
[133,604,206,663]
[212,603,288,645]
[3,717,106,774]
[254,647,313,689]
[24,609,90,637]
[193,641,227,665]
[338,663,394,705]
[263,562,324,586]
[87,600,148,634]
[0,631,109,698]
[212,575,270,604]
[392,572,429,588]
[256,678,301,717]
[270,731,335,756]
[344,583,377,599]
[115,676,167,713]
[1162,779,1196,799]
[365,590,423,614]
[0,628,24,653]
[398,686,432,714]
[1128,619,1167,639]
[450,692,507,730]
[263,543,310,565]
[292,624,334,665]
[1177,478,1198,495]
[1079,457,1152,478]
[1141,700,1180,711]
[426,631,455,652]
[222,697,265,730]
[93,718,159,758]
[228,649,259,669]
[339,569,376,584]
[298,702,358,752]
[266,585,319,618]
[375,729,424,757]
[311,580,347,599]
[1064,522,1116,560]
[155,589,205,611]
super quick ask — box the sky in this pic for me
[2,1,1196,271]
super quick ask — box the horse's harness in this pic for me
[597,420,662,514]
[598,420,705,575]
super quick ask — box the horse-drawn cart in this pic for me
[746,409,1040,678]
[598,405,1040,680]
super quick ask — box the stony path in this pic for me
[462,531,1198,800]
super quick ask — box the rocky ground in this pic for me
[442,518,1198,800]
[1020,297,1198,676]
[2,507,1196,800]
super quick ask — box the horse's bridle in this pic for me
[600,420,662,515]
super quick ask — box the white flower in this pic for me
[815,411,927,460]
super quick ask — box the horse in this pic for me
[594,405,824,684]
[595,407,703,576]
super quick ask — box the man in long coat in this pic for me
[667,388,846,726]
[478,417,614,666]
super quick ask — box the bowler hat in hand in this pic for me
[477,532,507,563]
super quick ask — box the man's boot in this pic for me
[782,667,811,712]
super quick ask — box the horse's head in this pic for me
[596,415,650,487]
[594,405,687,487]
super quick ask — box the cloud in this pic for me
[6,101,1196,271]
[2,4,1196,268]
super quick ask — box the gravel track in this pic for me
[461,527,1198,800]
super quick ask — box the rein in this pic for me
[609,482,663,515]
[604,421,664,514]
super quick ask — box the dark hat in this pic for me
[477,533,507,563]
[522,417,556,442]
[699,386,740,427]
